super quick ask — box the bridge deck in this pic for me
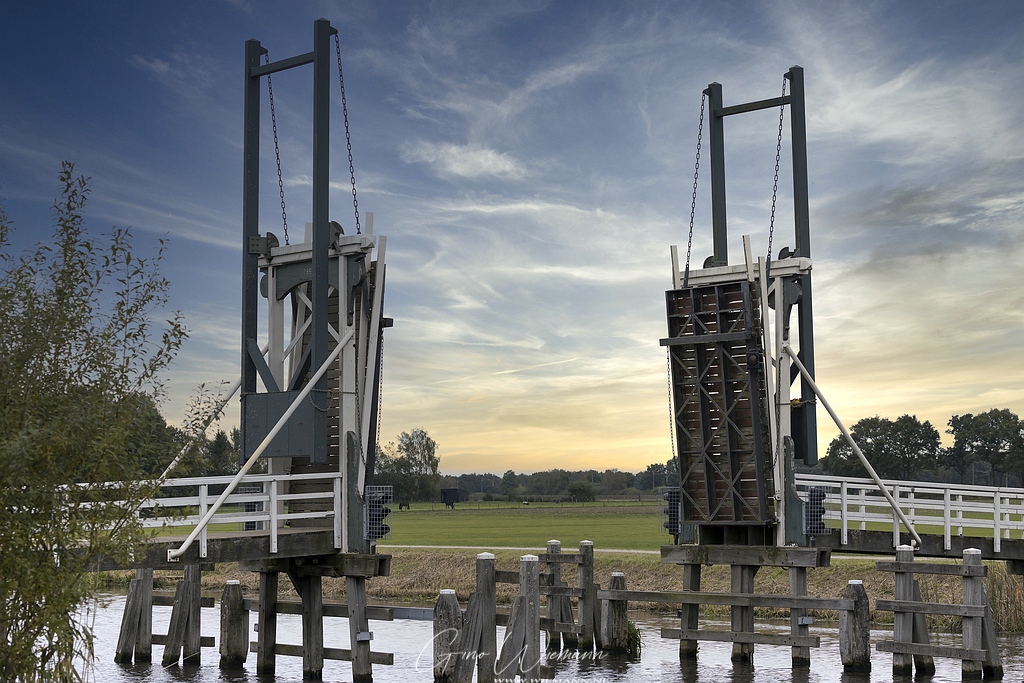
[816,529,1024,562]
[124,528,337,570]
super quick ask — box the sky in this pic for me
[1,1,1022,475]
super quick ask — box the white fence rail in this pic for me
[136,472,342,559]
[795,473,1024,552]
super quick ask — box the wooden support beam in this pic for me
[286,568,324,680]
[876,561,987,577]
[602,572,628,653]
[790,566,810,667]
[183,564,202,666]
[347,575,373,683]
[679,564,701,660]
[135,567,153,663]
[114,578,143,664]
[577,541,595,652]
[249,643,393,664]
[433,589,461,683]
[911,579,936,676]
[892,545,915,676]
[962,548,984,679]
[730,564,758,663]
[545,541,562,653]
[496,596,526,681]
[877,640,986,661]
[520,554,541,683]
[662,628,820,648]
[662,544,830,568]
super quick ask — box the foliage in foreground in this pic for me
[0,164,187,682]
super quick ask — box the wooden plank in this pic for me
[545,541,562,654]
[161,580,189,667]
[892,546,914,675]
[453,593,484,683]
[250,642,393,665]
[114,579,142,663]
[595,588,852,610]
[542,585,583,599]
[962,549,985,678]
[875,599,986,618]
[662,545,829,568]
[662,628,820,648]
[538,553,583,564]
[911,579,936,676]
[496,595,527,680]
[135,567,153,663]
[877,640,986,661]
[876,561,986,577]
[241,598,393,620]
[154,594,215,608]
[494,570,520,584]
[153,634,215,648]
[790,566,809,666]
[679,564,700,660]
[476,552,496,683]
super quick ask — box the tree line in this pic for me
[813,409,1024,486]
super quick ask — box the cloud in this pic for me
[401,141,529,179]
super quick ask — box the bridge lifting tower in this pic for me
[662,66,818,549]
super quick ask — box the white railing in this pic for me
[137,471,342,559]
[795,472,1024,553]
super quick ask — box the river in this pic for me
[81,593,1024,682]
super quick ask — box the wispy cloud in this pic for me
[401,141,529,179]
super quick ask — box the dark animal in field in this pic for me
[398,500,410,511]
[445,500,455,510]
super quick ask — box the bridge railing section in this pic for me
[796,473,1024,552]
[135,472,342,558]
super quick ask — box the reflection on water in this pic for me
[83,594,1022,682]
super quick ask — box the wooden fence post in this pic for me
[114,578,142,664]
[577,541,595,652]
[521,554,541,683]
[347,575,373,683]
[839,580,870,673]
[135,567,153,663]
[434,589,461,683]
[892,544,915,676]
[476,552,496,683]
[545,540,562,653]
[911,579,935,675]
[219,580,247,669]
[602,572,628,653]
[962,548,984,679]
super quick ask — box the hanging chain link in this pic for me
[684,93,706,289]
[335,33,361,235]
[265,54,290,246]
[765,76,788,276]
[665,349,677,465]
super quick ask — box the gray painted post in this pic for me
[219,581,248,669]
[256,571,278,674]
[790,566,810,666]
[434,589,462,683]
[135,567,153,663]
[911,579,935,675]
[545,540,562,652]
[730,565,757,664]
[962,548,984,679]
[347,576,373,683]
[476,553,496,683]
[839,580,870,672]
[521,555,541,683]
[892,545,915,676]
[679,563,701,660]
[577,541,595,652]
[602,572,628,653]
[183,564,202,666]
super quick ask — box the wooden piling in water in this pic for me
[962,548,984,679]
[839,580,870,673]
[256,571,278,675]
[135,567,153,663]
[577,540,595,652]
[545,540,562,653]
[286,569,324,680]
[789,566,810,667]
[476,552,496,683]
[520,554,541,682]
[347,575,373,683]
[892,545,915,676]
[730,564,758,663]
[602,572,628,653]
[434,589,461,683]
[183,563,202,666]
[219,580,248,669]
[911,578,936,676]
[678,563,701,660]
[114,577,143,664]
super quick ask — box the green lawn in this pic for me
[383,500,668,550]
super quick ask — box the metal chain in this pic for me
[334,33,361,235]
[265,54,290,246]
[766,76,788,276]
[684,93,706,289]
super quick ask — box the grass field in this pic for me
[384,500,667,550]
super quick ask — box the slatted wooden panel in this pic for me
[664,280,774,526]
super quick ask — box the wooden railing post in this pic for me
[679,563,701,660]
[476,552,496,683]
[839,580,870,672]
